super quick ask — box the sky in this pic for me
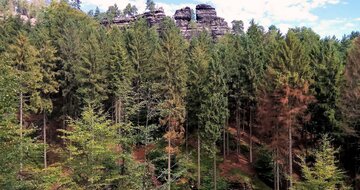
[81,0,360,38]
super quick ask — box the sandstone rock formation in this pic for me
[174,4,230,39]
[103,8,166,27]
[104,4,230,39]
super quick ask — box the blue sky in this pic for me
[81,0,360,38]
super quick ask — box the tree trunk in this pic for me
[236,104,240,154]
[249,107,253,163]
[143,105,150,189]
[289,119,293,189]
[186,111,188,159]
[274,159,277,190]
[226,118,229,156]
[242,107,245,132]
[223,119,226,160]
[213,142,217,190]
[20,92,23,172]
[43,110,47,168]
[197,128,201,189]
[168,123,171,190]
[276,148,280,190]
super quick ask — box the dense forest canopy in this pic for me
[1,0,360,189]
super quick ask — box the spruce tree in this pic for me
[264,30,315,188]
[60,107,143,189]
[155,18,187,190]
[187,32,213,189]
[124,18,158,126]
[75,28,108,107]
[198,54,228,190]
[106,27,134,124]
[6,32,42,172]
[36,40,59,168]
[295,135,349,190]
[310,38,344,135]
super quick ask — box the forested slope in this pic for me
[0,1,360,189]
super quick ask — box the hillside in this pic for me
[0,0,359,190]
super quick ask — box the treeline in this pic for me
[1,1,360,190]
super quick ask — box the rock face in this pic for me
[103,8,166,28]
[174,4,230,39]
[104,4,230,39]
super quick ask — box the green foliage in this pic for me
[155,17,187,133]
[146,0,155,12]
[0,2,358,188]
[254,148,274,185]
[60,107,143,189]
[294,135,350,190]
[123,3,137,16]
[309,38,344,135]
[187,32,213,130]
[198,54,228,155]
[232,20,244,35]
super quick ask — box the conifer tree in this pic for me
[295,135,349,190]
[198,54,228,190]
[69,0,81,10]
[6,33,42,171]
[310,38,344,136]
[146,0,155,12]
[60,107,143,189]
[75,28,108,107]
[187,32,213,188]
[261,30,315,189]
[35,40,59,168]
[125,18,159,125]
[0,46,42,189]
[242,20,266,163]
[106,27,134,124]
[155,18,187,190]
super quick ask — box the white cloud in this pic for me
[195,0,342,29]
[81,0,358,38]
[82,0,147,12]
[310,18,360,37]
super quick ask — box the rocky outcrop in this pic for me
[174,4,230,39]
[142,8,166,27]
[103,7,166,28]
[104,4,230,39]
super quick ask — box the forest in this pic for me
[0,0,360,189]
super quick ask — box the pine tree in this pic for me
[124,3,137,16]
[0,48,42,189]
[106,27,134,124]
[155,18,188,190]
[146,0,155,12]
[94,6,100,19]
[187,32,213,188]
[310,38,344,136]
[75,28,108,108]
[60,107,143,189]
[198,54,228,190]
[6,32,42,172]
[260,30,315,189]
[35,40,59,168]
[232,20,244,35]
[124,18,159,126]
[69,0,81,10]
[295,135,349,190]
[242,20,266,163]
